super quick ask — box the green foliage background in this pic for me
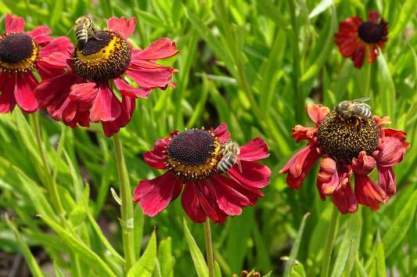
[1,0,417,276]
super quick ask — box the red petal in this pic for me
[181,183,207,223]
[69,82,98,104]
[317,157,341,196]
[197,181,227,223]
[211,175,252,210]
[89,85,121,122]
[14,73,38,112]
[352,151,376,175]
[28,25,51,45]
[133,38,178,60]
[114,78,151,98]
[5,14,25,33]
[213,123,231,143]
[378,167,396,196]
[280,144,320,189]
[102,95,136,137]
[355,174,387,210]
[332,185,357,214]
[143,137,170,169]
[133,172,182,217]
[0,74,16,113]
[228,160,271,189]
[40,37,74,57]
[306,104,329,125]
[368,11,381,24]
[375,135,409,167]
[238,137,269,161]
[292,125,317,142]
[126,61,175,90]
[352,46,365,68]
[107,17,136,39]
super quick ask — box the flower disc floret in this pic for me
[317,112,379,162]
[167,129,222,180]
[72,31,131,81]
[0,33,39,72]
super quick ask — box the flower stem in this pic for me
[320,206,340,277]
[203,220,215,277]
[31,113,64,217]
[112,134,136,271]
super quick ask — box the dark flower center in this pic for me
[166,129,222,180]
[317,111,379,162]
[358,21,386,44]
[168,129,215,165]
[72,31,131,82]
[0,33,33,63]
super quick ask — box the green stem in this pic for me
[203,220,215,277]
[288,0,304,123]
[320,206,340,277]
[31,113,64,217]
[112,134,136,271]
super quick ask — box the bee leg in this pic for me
[236,160,242,173]
[90,28,102,41]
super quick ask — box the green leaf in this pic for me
[383,189,417,256]
[390,0,417,40]
[128,231,157,277]
[183,219,209,277]
[376,53,395,120]
[309,0,333,18]
[331,212,362,277]
[158,237,174,277]
[283,213,310,277]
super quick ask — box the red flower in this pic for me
[280,103,409,213]
[335,11,388,68]
[0,14,72,113]
[133,124,271,223]
[36,17,178,136]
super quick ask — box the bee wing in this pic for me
[236,159,242,173]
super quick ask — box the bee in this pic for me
[335,98,372,121]
[217,140,242,173]
[74,16,100,49]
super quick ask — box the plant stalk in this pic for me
[320,206,340,277]
[204,220,215,277]
[112,134,136,271]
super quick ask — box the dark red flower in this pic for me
[36,17,178,136]
[0,14,72,113]
[280,103,409,213]
[335,11,388,68]
[133,124,271,223]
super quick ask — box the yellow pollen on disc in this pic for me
[0,40,39,72]
[75,35,118,65]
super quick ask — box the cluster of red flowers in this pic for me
[0,10,409,223]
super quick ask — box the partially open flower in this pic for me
[0,14,72,113]
[35,17,178,136]
[335,11,388,68]
[133,124,271,223]
[280,103,409,213]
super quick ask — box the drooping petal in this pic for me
[68,82,98,104]
[27,25,51,45]
[14,73,38,112]
[213,123,231,143]
[181,183,207,223]
[133,38,178,60]
[352,46,365,68]
[355,174,387,210]
[332,185,358,214]
[317,157,342,196]
[89,85,121,122]
[280,144,320,189]
[352,151,376,175]
[228,160,271,189]
[5,14,25,33]
[0,74,16,113]
[102,95,136,137]
[378,167,396,196]
[114,78,151,98]
[374,135,409,167]
[197,181,227,223]
[238,138,269,161]
[143,136,170,169]
[133,172,182,217]
[306,104,330,125]
[107,17,136,39]
[292,125,317,142]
